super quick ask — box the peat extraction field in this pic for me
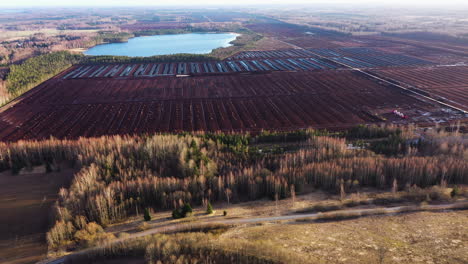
[0,57,464,141]
[1,20,468,142]
[371,66,468,111]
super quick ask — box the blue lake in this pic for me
[84,33,238,57]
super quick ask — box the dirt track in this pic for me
[39,201,468,264]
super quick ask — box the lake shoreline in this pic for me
[82,32,240,57]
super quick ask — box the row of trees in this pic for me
[81,53,216,64]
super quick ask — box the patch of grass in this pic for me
[226,210,468,264]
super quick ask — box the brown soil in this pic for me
[0,167,75,264]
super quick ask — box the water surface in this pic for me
[84,33,238,57]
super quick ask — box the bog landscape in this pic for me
[0,3,467,264]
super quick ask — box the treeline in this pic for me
[131,23,249,38]
[0,129,466,252]
[81,53,216,64]
[4,51,83,102]
[345,124,405,139]
[133,28,193,37]
[91,32,134,44]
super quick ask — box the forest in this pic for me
[0,126,465,253]
[4,51,82,103]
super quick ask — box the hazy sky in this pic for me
[1,0,467,7]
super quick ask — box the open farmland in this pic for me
[371,66,468,111]
[0,68,453,141]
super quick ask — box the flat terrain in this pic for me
[371,66,468,111]
[53,191,468,264]
[1,45,465,141]
[221,210,468,264]
[0,69,447,141]
[0,168,74,264]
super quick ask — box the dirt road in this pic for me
[38,201,468,264]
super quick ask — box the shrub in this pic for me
[45,162,53,173]
[172,208,182,219]
[73,222,114,248]
[182,203,193,216]
[451,186,461,197]
[144,208,152,222]
[172,203,193,219]
[206,202,214,214]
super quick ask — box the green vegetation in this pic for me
[369,134,408,156]
[4,51,82,103]
[144,208,152,222]
[92,31,134,44]
[346,124,402,139]
[172,203,193,219]
[345,125,418,156]
[254,129,333,143]
[206,202,214,214]
[132,23,248,37]
[82,53,216,64]
[133,28,193,36]
[451,186,462,197]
